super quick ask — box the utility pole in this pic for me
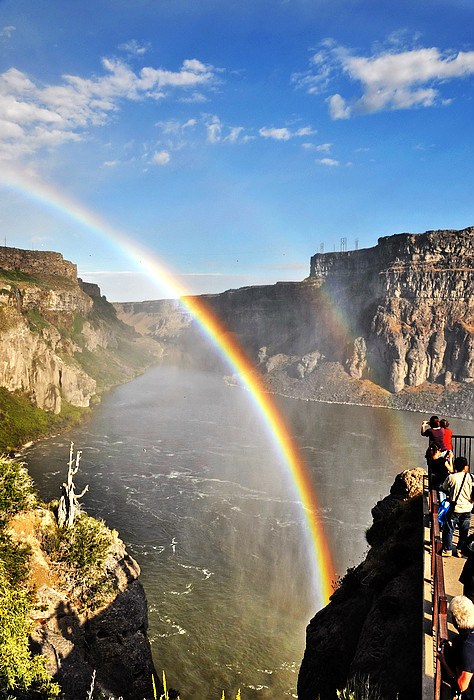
[340,237,347,252]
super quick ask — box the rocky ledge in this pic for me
[298,468,425,700]
[8,508,156,700]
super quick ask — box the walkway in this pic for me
[423,473,473,699]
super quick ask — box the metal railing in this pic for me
[452,434,474,465]
[428,433,473,699]
[429,484,448,700]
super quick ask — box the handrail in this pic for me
[427,433,474,700]
[452,434,474,465]
[430,484,448,700]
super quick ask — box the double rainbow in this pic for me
[0,168,335,605]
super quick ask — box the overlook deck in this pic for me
[424,434,474,700]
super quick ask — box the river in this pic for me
[22,365,474,699]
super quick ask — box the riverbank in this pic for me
[262,361,474,421]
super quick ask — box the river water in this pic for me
[22,366,474,699]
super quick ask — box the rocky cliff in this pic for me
[7,503,156,700]
[115,226,474,419]
[0,247,161,446]
[297,468,424,700]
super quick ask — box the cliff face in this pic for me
[115,227,474,417]
[0,247,161,418]
[309,227,474,393]
[297,468,424,700]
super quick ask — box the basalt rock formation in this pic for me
[115,226,474,418]
[297,467,425,700]
[0,246,160,420]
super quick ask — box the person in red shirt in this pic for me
[441,419,454,470]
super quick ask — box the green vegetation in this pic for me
[0,455,61,700]
[43,512,115,611]
[25,309,51,334]
[336,676,386,700]
[0,388,89,454]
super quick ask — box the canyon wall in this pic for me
[0,246,159,417]
[115,226,474,417]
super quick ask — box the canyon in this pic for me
[116,226,474,419]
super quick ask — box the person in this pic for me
[439,596,474,699]
[442,457,473,557]
[422,415,447,453]
[429,443,452,497]
[441,418,454,470]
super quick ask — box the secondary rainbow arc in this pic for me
[0,168,335,605]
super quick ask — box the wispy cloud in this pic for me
[318,157,339,166]
[150,150,170,165]
[0,57,219,161]
[294,38,474,119]
[259,125,316,141]
[118,39,150,57]
[0,26,15,40]
[205,115,250,144]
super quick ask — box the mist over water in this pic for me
[23,366,474,699]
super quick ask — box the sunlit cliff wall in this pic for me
[307,226,474,392]
[0,247,158,416]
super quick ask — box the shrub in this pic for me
[0,563,61,699]
[43,513,114,610]
[0,457,36,525]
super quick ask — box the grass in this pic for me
[0,387,89,454]
[336,676,388,700]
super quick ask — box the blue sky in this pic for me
[0,0,472,301]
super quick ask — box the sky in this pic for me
[0,0,472,301]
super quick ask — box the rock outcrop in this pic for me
[0,246,160,418]
[297,468,425,700]
[8,508,156,700]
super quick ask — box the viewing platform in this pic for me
[424,435,474,699]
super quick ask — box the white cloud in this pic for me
[206,115,222,143]
[205,115,248,144]
[316,142,332,153]
[225,126,244,143]
[119,39,150,57]
[295,40,474,119]
[327,94,351,119]
[0,57,219,161]
[259,125,316,141]
[259,126,291,141]
[318,157,339,166]
[295,126,317,136]
[0,26,15,40]
[150,150,170,165]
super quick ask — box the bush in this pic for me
[0,563,61,700]
[0,457,36,525]
[43,513,114,610]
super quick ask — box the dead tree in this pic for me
[58,442,89,528]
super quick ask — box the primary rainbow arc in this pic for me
[0,168,335,605]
